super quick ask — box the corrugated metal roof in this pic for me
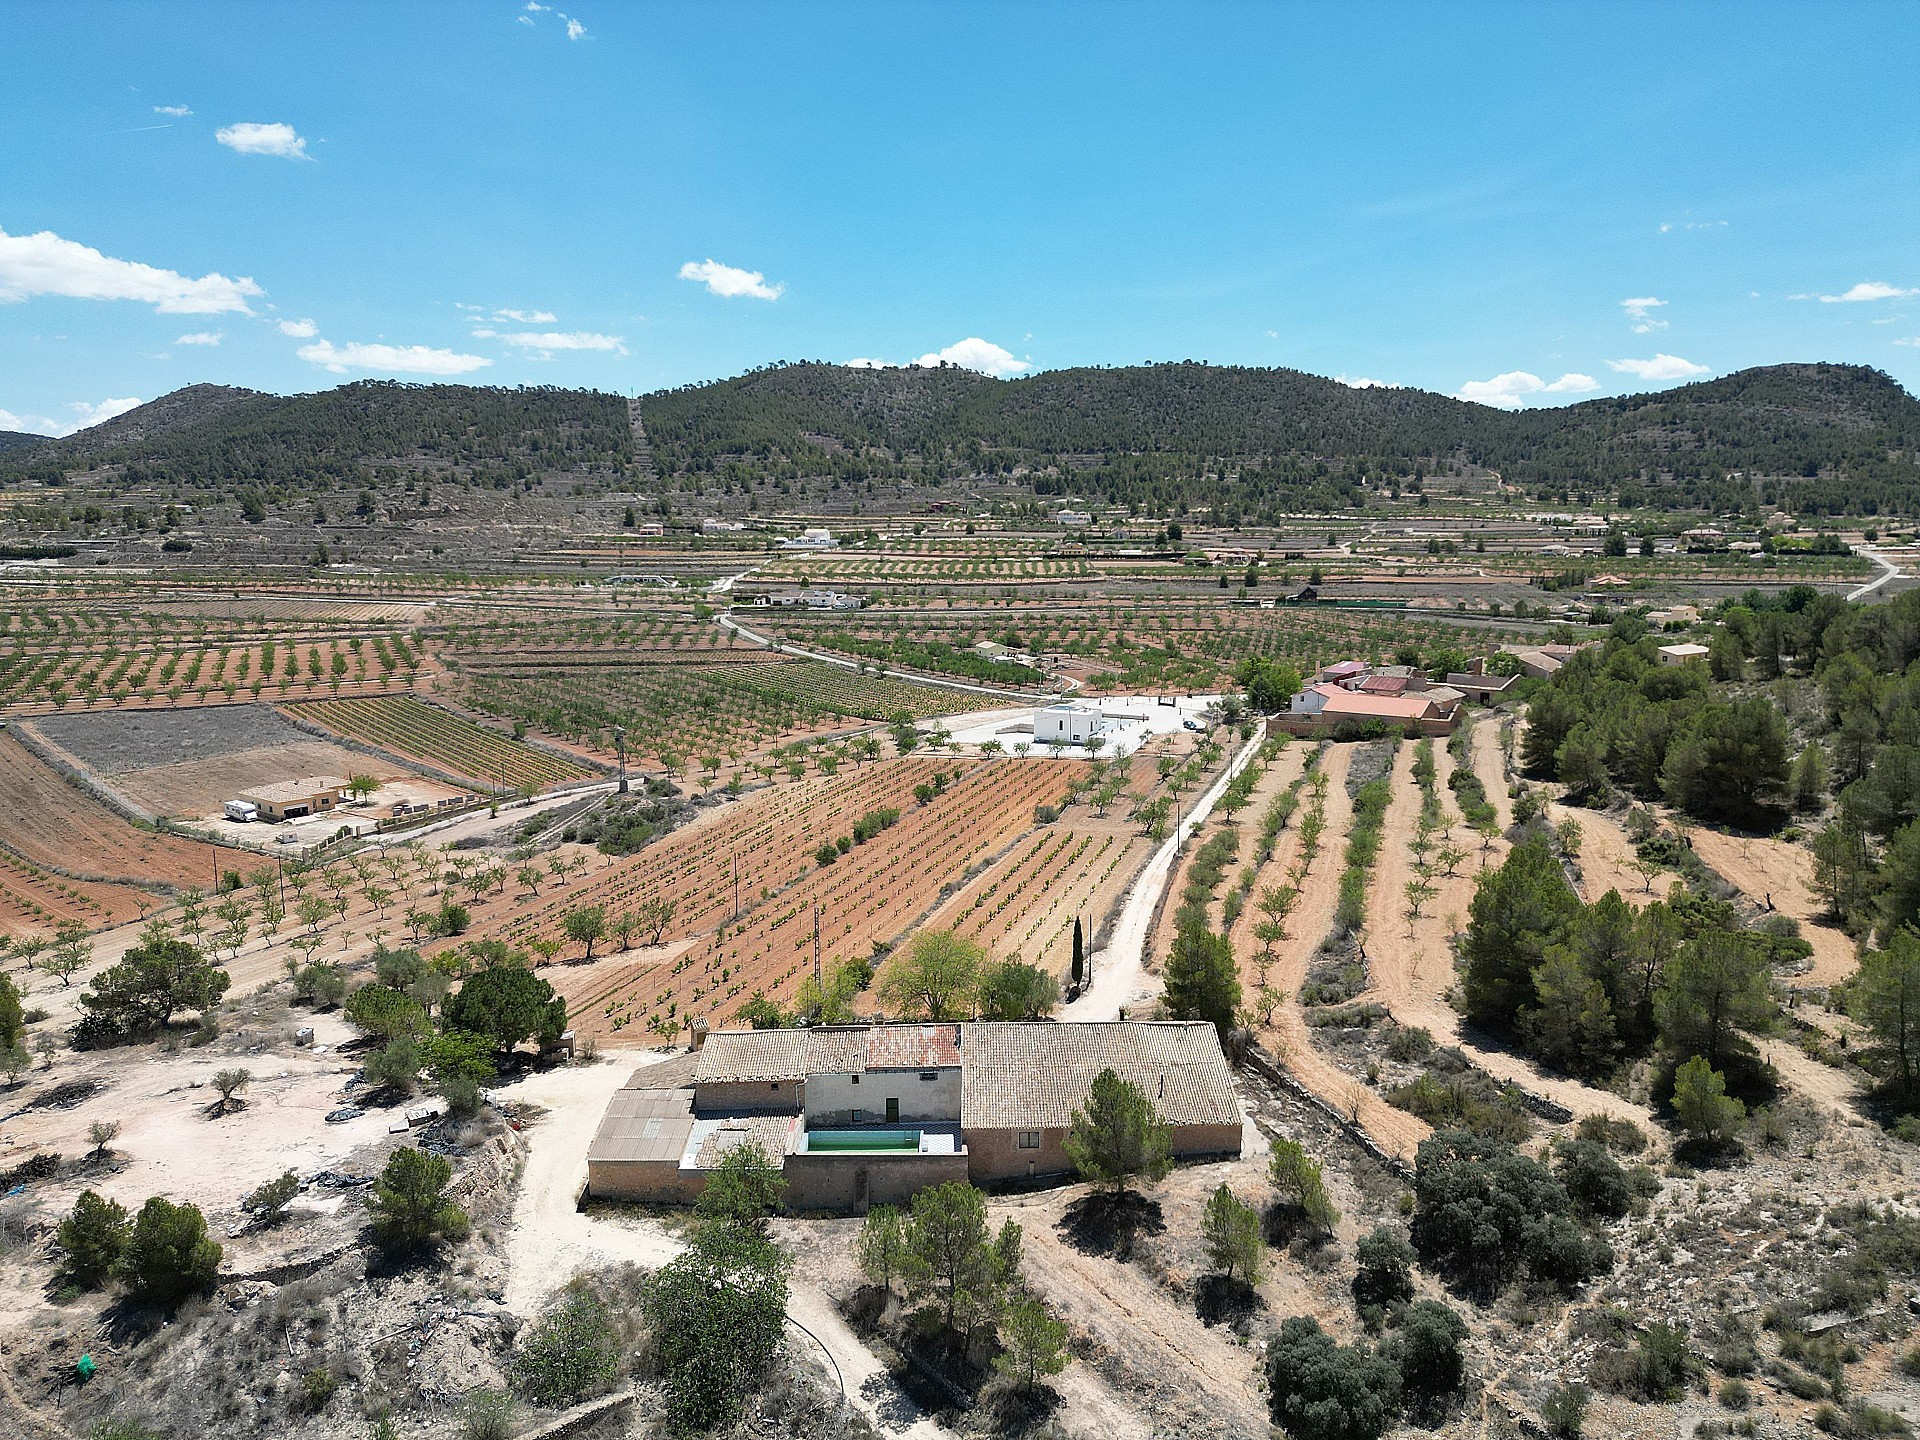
[960,1021,1239,1130]
[585,1088,694,1164]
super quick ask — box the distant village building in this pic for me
[1658,642,1711,667]
[1055,510,1093,527]
[752,588,865,611]
[583,1022,1242,1209]
[781,527,838,550]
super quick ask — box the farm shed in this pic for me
[236,775,347,821]
[1033,701,1120,745]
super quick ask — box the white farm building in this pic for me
[1033,701,1123,746]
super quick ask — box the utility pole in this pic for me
[613,725,629,795]
[731,843,741,923]
[813,903,823,993]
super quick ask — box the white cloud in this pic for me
[1658,219,1728,234]
[0,398,143,437]
[678,258,783,301]
[911,338,1030,377]
[565,16,586,39]
[0,407,59,435]
[496,330,625,354]
[0,226,262,314]
[843,358,887,369]
[1815,281,1917,304]
[1895,337,1920,347]
[1607,353,1710,382]
[1337,375,1393,389]
[1455,371,1598,409]
[1545,372,1599,394]
[297,339,492,376]
[492,307,556,323]
[173,330,222,346]
[1621,296,1667,333]
[276,317,318,338]
[69,397,144,428]
[525,1,548,9]
[153,104,192,117]
[517,14,534,23]
[215,121,311,160]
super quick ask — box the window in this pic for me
[1017,1130,1041,1150]
[769,1082,780,1091]
[851,1108,865,1124]
[919,1071,938,1082]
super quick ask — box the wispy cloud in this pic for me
[564,15,586,39]
[679,259,783,301]
[215,121,311,160]
[3,396,150,437]
[0,226,262,314]
[1620,297,1667,333]
[1895,337,1920,348]
[1607,354,1710,382]
[297,339,492,376]
[174,331,222,346]
[494,330,625,356]
[153,104,192,118]
[1802,281,1918,304]
[1658,219,1728,234]
[1337,375,1395,389]
[492,307,556,324]
[276,317,318,338]
[1454,371,1597,409]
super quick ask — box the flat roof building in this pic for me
[236,775,347,822]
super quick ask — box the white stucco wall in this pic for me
[803,1067,961,1125]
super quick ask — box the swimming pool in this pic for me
[805,1128,923,1153]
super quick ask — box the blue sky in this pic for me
[3,2,1917,434]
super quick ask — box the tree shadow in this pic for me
[1194,1273,1262,1328]
[984,1378,1064,1434]
[1057,1190,1164,1260]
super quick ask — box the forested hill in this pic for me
[5,362,1916,516]
[639,361,1920,516]
[0,381,632,491]
[0,431,45,454]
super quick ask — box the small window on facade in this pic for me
[851,1108,865,1124]
[919,1071,937,1081]
[1018,1130,1041,1150]
[769,1082,779,1091]
[850,1074,860,1084]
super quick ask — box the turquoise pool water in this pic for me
[807,1128,922,1152]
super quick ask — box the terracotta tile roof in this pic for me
[866,1024,962,1070]
[693,1114,795,1168]
[959,1021,1239,1130]
[1317,689,1440,721]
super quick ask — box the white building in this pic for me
[1033,701,1120,746]
[1055,511,1092,527]
[1658,642,1711,667]
[781,527,838,550]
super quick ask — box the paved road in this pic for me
[1062,721,1267,1022]
[1848,545,1905,602]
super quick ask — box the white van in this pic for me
[224,799,260,823]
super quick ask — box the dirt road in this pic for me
[1063,722,1266,1022]
[1689,828,1860,988]
[494,1054,956,1440]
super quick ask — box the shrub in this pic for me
[1720,1378,1751,1410]
[442,966,566,1053]
[1390,1300,1468,1410]
[458,1390,515,1440]
[244,1170,301,1225]
[301,1367,337,1410]
[1265,1314,1401,1440]
[57,1190,130,1288]
[511,1284,620,1406]
[1555,1138,1632,1219]
[367,1146,469,1255]
[642,1227,790,1431]
[1410,1130,1609,1297]
[1352,1227,1416,1313]
[118,1196,222,1307]
[1269,1138,1340,1235]
[1599,1320,1697,1401]
[1541,1383,1589,1439]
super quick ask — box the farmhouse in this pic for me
[1055,510,1093,527]
[1658,642,1712,666]
[235,775,346,821]
[1282,683,1461,736]
[780,527,838,550]
[584,1021,1242,1210]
